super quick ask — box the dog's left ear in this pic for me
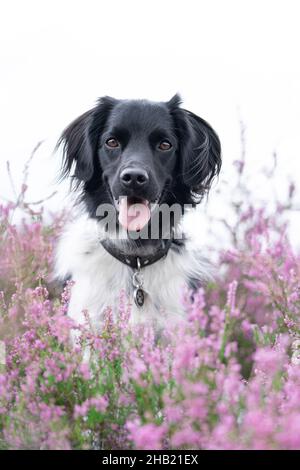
[167,94,221,200]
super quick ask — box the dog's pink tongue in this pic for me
[118,197,151,231]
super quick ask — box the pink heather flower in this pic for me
[243,410,274,439]
[79,363,91,381]
[73,396,108,419]
[253,348,285,375]
[186,396,208,420]
[241,319,253,336]
[89,396,108,413]
[1,157,300,450]
[209,415,236,450]
[50,313,74,343]
[226,280,239,317]
[34,339,46,350]
[127,421,166,450]
[186,288,208,327]
[164,404,184,424]
[173,340,199,374]
[74,402,90,419]
[277,414,300,449]
[39,403,64,421]
[171,426,201,448]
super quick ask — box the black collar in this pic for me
[100,237,174,270]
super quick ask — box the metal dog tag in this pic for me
[132,258,145,308]
[134,287,145,307]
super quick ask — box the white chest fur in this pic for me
[55,214,211,331]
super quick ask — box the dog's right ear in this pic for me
[58,109,95,182]
[57,96,116,183]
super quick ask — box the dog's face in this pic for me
[100,100,177,205]
[59,94,221,232]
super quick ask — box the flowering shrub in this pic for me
[0,148,300,449]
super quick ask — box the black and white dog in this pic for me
[55,95,221,330]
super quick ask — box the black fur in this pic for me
[58,94,221,219]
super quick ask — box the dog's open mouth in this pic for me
[114,195,161,231]
[117,196,150,231]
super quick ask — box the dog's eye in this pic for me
[158,140,172,151]
[105,138,120,148]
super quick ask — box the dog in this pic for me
[55,94,221,331]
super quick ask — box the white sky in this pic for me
[1,0,300,245]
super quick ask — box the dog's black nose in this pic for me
[120,168,149,189]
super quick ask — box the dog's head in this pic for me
[58,94,221,232]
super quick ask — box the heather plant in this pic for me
[0,144,300,449]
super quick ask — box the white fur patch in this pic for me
[55,211,212,331]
